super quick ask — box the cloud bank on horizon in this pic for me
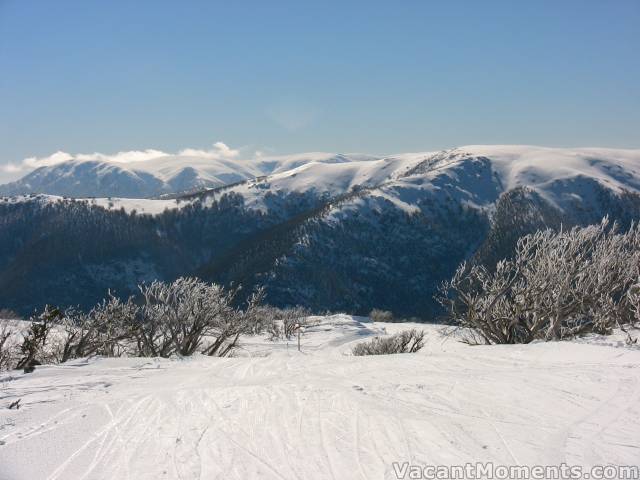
[0,142,241,182]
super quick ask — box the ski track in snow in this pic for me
[0,316,639,480]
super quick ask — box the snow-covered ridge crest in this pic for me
[459,144,640,194]
[225,145,640,214]
[2,145,639,215]
[0,151,379,199]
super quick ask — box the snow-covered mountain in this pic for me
[69,145,640,215]
[0,152,378,198]
[1,145,639,316]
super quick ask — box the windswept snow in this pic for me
[392,145,640,212]
[458,145,640,207]
[0,153,378,199]
[3,146,640,216]
[1,315,638,480]
[88,197,180,215]
[225,154,431,212]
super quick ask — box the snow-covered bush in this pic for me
[368,309,395,322]
[628,277,640,326]
[201,287,266,357]
[0,320,18,371]
[49,295,139,363]
[2,278,270,368]
[440,219,640,344]
[352,329,425,356]
[262,306,314,340]
[90,294,140,357]
[0,309,20,320]
[16,306,60,371]
[53,308,100,363]
[134,277,258,357]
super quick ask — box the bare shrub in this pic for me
[369,309,395,322]
[202,287,266,357]
[4,279,297,364]
[53,295,134,362]
[281,306,313,340]
[0,309,21,320]
[133,278,265,358]
[90,294,140,357]
[263,306,314,340]
[352,329,425,356]
[247,303,276,335]
[135,278,235,357]
[440,219,640,344]
[0,321,17,371]
[623,277,640,345]
[3,278,269,365]
[16,306,61,372]
[54,309,99,363]
[628,277,640,326]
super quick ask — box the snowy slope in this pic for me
[255,152,380,175]
[425,145,640,208]
[0,316,638,480]
[0,153,378,199]
[347,145,640,215]
[209,145,640,212]
[464,145,640,194]
[222,153,432,211]
[207,145,640,219]
[3,146,639,215]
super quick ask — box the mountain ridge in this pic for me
[0,152,379,198]
[1,145,639,316]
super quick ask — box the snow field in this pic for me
[0,315,639,479]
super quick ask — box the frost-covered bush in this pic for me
[136,278,232,357]
[90,295,140,357]
[1,307,77,372]
[368,309,395,322]
[16,306,61,371]
[0,320,18,371]
[2,278,270,369]
[352,329,425,356]
[50,295,139,363]
[440,219,640,344]
[201,287,266,357]
[0,309,21,320]
[628,278,640,326]
[262,305,314,341]
[134,278,263,357]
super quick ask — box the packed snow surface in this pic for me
[1,315,639,480]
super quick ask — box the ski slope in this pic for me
[1,316,639,480]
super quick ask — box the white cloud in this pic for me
[23,151,74,169]
[75,149,168,164]
[178,142,239,159]
[1,142,241,179]
[1,163,24,174]
[1,151,74,177]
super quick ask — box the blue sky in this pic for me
[0,0,638,181]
